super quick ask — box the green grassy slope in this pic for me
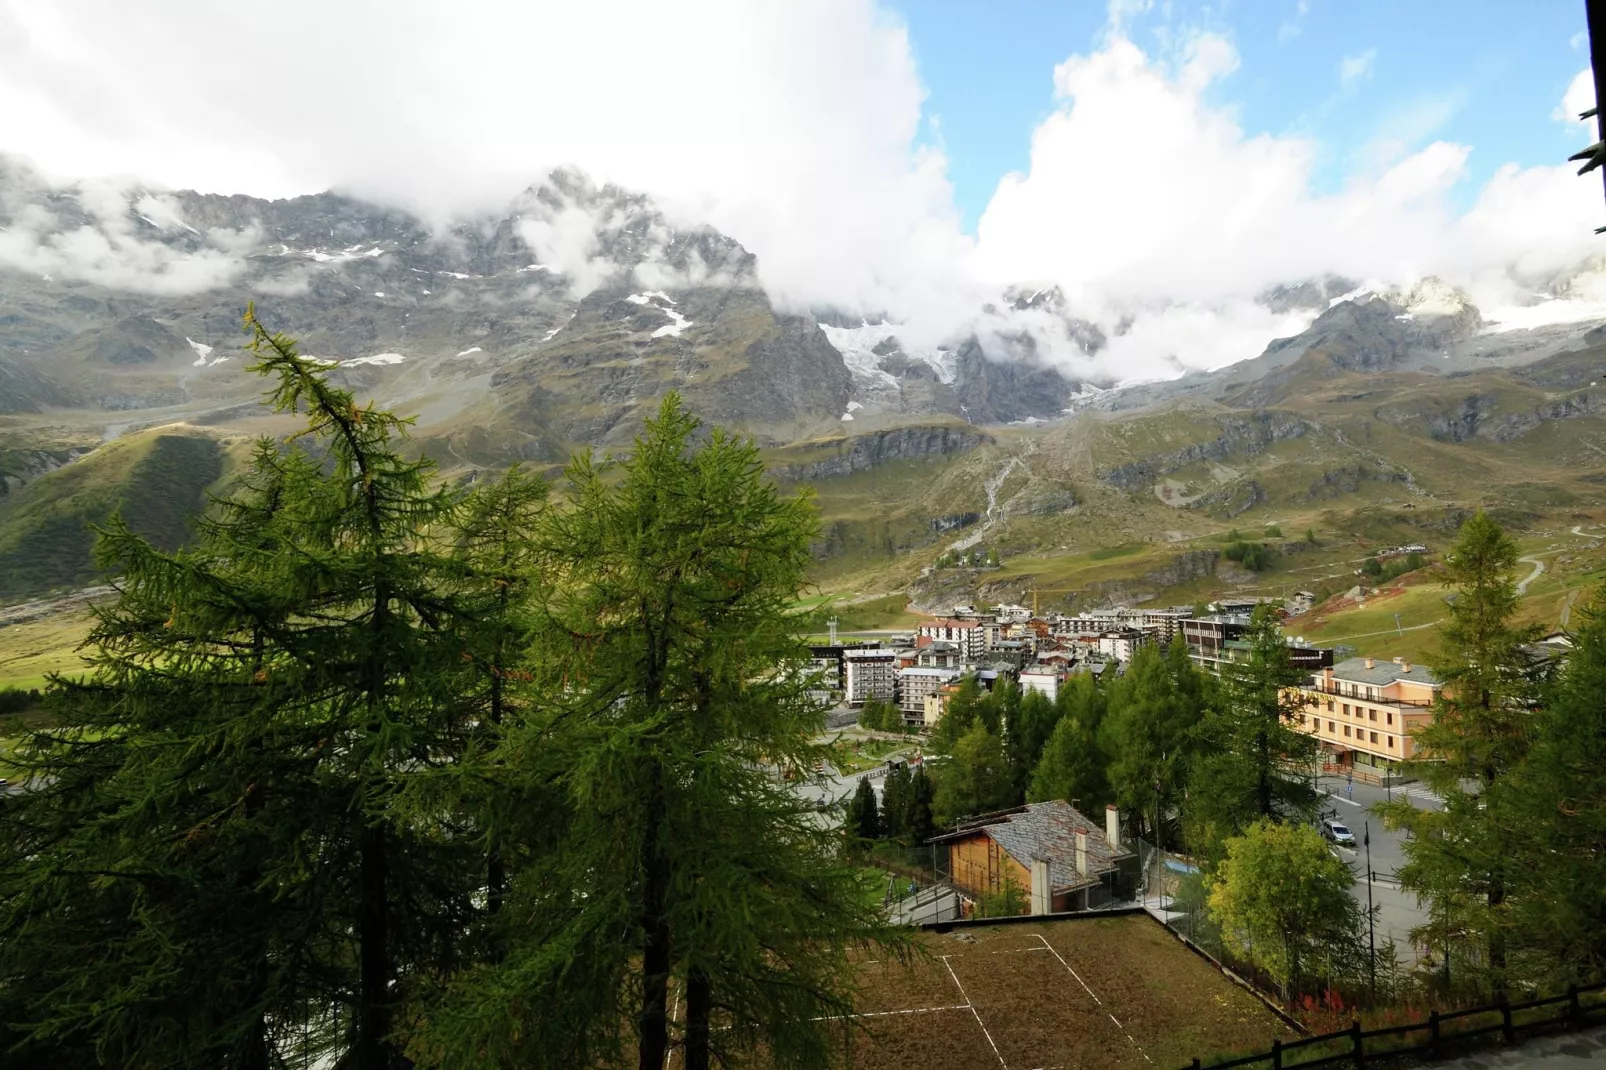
[0,428,224,601]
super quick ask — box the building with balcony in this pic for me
[1181,614,1251,672]
[1295,656,1441,778]
[898,666,961,725]
[917,618,986,660]
[843,646,902,706]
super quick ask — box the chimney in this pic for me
[1364,658,1374,669]
[1075,829,1089,878]
[1030,857,1051,916]
[1106,804,1121,851]
[1401,660,1411,672]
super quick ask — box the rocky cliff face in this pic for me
[770,424,990,481]
[1100,412,1310,491]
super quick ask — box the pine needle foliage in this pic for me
[1378,511,1541,998]
[415,395,907,1070]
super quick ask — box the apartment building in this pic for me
[1020,665,1069,703]
[1095,628,1152,663]
[843,646,901,706]
[1181,614,1251,672]
[899,667,961,725]
[1295,656,1441,777]
[917,618,987,660]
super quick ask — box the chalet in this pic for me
[933,802,1137,914]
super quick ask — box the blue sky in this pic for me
[897,0,1592,229]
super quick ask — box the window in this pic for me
[1328,720,1335,733]
[1387,735,1394,749]
[1343,725,1351,737]
[1386,712,1393,726]
[1369,708,1377,722]
[1342,703,1350,716]
[1370,731,1378,744]
[1326,699,1334,711]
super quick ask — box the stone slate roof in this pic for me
[961,801,1130,894]
[1328,657,1440,687]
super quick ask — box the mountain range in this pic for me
[2,157,1605,606]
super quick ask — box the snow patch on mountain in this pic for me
[1328,285,1374,308]
[1482,298,1606,333]
[186,337,213,366]
[305,246,385,263]
[818,322,957,385]
[456,346,483,357]
[341,353,405,367]
[651,308,692,338]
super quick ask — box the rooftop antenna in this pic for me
[827,616,838,646]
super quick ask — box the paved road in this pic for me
[1319,773,1441,964]
[1517,556,1547,596]
[1429,1022,1606,1067]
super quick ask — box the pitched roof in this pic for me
[943,801,1131,893]
[1327,657,1440,687]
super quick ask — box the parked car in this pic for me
[1321,818,1356,847]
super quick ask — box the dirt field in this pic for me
[841,913,1291,1070]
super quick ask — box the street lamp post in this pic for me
[1365,820,1376,999]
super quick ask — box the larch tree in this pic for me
[1099,643,1199,844]
[0,308,483,1070]
[1028,672,1108,811]
[416,395,905,1070]
[932,719,1013,827]
[1501,586,1606,986]
[1188,605,1316,862]
[1379,512,1539,997]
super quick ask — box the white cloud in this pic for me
[0,0,971,324]
[1338,48,1376,90]
[1556,67,1596,127]
[0,1,1603,385]
[0,158,256,292]
[966,31,1606,377]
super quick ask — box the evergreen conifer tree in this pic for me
[1188,605,1316,860]
[904,763,938,843]
[880,762,911,841]
[1029,673,1108,809]
[0,308,483,1070]
[418,395,904,1069]
[1503,587,1606,984]
[1380,512,1539,996]
[847,776,881,841]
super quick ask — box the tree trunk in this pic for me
[1488,870,1507,998]
[638,763,672,1070]
[685,965,712,1070]
[357,823,392,1070]
[487,666,506,920]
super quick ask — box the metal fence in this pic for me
[1179,981,1606,1069]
